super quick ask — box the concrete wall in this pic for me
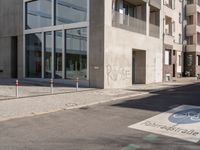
[89,0,105,88]
[0,0,23,79]
[103,0,163,88]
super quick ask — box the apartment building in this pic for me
[163,0,185,81]
[185,0,200,77]
[0,0,163,88]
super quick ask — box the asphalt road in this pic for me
[0,83,200,150]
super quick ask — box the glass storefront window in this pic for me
[55,31,63,78]
[26,33,42,78]
[26,0,52,29]
[56,0,87,25]
[65,28,87,80]
[44,32,52,78]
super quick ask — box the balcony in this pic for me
[186,45,200,52]
[149,23,160,38]
[112,11,146,35]
[149,5,160,38]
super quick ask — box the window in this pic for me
[187,55,193,67]
[165,50,171,65]
[44,32,52,78]
[164,0,173,9]
[26,0,52,29]
[179,34,182,44]
[24,0,89,80]
[173,50,176,56]
[26,33,42,78]
[179,12,182,23]
[25,0,88,29]
[187,15,193,25]
[197,55,200,66]
[197,33,200,45]
[65,28,87,80]
[55,0,87,25]
[178,55,181,66]
[55,31,63,79]
[187,36,193,44]
[173,21,175,32]
[187,0,194,4]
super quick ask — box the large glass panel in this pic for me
[44,32,52,78]
[65,28,87,80]
[26,33,42,78]
[55,31,63,78]
[56,0,87,25]
[26,0,52,29]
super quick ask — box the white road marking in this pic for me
[129,105,200,143]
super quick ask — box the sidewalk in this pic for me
[0,78,199,122]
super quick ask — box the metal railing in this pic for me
[112,11,146,35]
[149,23,160,38]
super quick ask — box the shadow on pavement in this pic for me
[112,83,200,113]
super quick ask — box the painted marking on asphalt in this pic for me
[143,134,159,142]
[121,144,140,150]
[129,105,200,143]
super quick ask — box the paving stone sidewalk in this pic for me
[0,78,199,122]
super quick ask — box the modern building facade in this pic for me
[0,0,163,89]
[163,0,185,81]
[185,0,200,77]
[1,0,199,89]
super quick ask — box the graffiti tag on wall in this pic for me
[106,65,131,85]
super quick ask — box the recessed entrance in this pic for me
[11,36,18,78]
[173,64,176,77]
[132,49,146,84]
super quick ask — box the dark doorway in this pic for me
[132,50,146,84]
[173,64,176,77]
[11,36,18,78]
[132,57,135,84]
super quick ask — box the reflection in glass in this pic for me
[26,0,52,29]
[44,32,52,78]
[65,28,87,80]
[56,0,87,25]
[55,31,63,78]
[26,33,42,78]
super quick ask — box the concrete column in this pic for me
[62,29,65,79]
[146,1,150,36]
[42,32,45,79]
[52,31,55,79]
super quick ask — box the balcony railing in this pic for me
[112,11,146,35]
[149,23,160,38]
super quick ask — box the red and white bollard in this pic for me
[50,79,54,94]
[16,80,19,98]
[76,77,79,92]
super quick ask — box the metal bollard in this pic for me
[50,79,54,94]
[16,80,19,98]
[76,77,79,92]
